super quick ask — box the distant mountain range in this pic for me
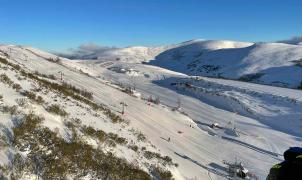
[58,39,302,89]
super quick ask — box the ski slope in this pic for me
[63,54,302,178]
[1,45,302,179]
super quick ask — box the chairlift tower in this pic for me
[120,102,128,115]
[58,71,64,82]
[177,97,181,110]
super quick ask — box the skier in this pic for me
[168,137,170,142]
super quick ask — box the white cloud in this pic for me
[57,43,118,59]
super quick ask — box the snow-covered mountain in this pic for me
[149,40,302,88]
[60,39,302,89]
[60,45,175,63]
[1,43,302,180]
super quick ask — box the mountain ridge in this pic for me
[56,39,302,89]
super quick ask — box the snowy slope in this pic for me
[1,44,302,180]
[0,46,181,179]
[149,41,302,88]
[68,54,302,179]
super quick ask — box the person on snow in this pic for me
[267,147,302,180]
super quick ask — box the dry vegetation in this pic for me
[46,104,69,117]
[9,113,151,179]
[0,57,175,179]
[0,57,124,124]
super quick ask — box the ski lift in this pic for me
[120,102,128,115]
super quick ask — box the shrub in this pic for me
[11,153,25,179]
[0,73,13,86]
[108,132,127,145]
[144,151,175,167]
[47,104,68,117]
[82,126,106,142]
[21,90,36,100]
[0,57,8,64]
[2,105,18,115]
[61,82,93,100]
[109,112,124,123]
[34,71,56,80]
[13,113,43,141]
[0,165,9,178]
[17,75,24,81]
[13,64,21,71]
[128,145,139,152]
[12,83,22,91]
[36,95,44,104]
[72,118,82,127]
[138,133,147,142]
[0,135,9,147]
[20,90,44,104]
[11,113,150,180]
[132,130,146,142]
[82,126,127,145]
[151,166,173,180]
[144,151,160,160]
[15,98,28,107]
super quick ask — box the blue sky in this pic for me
[0,0,301,52]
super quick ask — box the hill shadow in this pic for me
[174,151,228,178]
[148,43,256,77]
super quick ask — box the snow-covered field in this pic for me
[0,44,302,180]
